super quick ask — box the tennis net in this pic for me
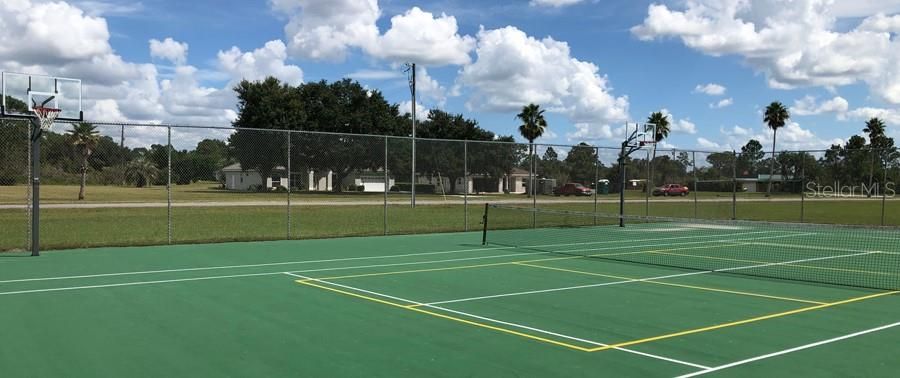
[481,204,900,290]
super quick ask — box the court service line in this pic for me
[0,229,780,284]
[513,262,826,305]
[421,251,880,307]
[284,272,711,369]
[675,320,900,377]
[589,290,898,352]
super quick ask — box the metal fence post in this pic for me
[286,131,292,240]
[731,150,737,220]
[464,140,469,231]
[800,155,805,223]
[645,149,650,216]
[384,135,389,235]
[882,150,887,226]
[692,151,698,219]
[593,147,599,225]
[167,126,172,244]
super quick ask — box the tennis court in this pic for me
[1,206,898,377]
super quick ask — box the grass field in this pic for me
[2,224,898,376]
[1,193,898,251]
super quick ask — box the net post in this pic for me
[481,203,489,245]
[645,148,650,216]
[30,118,41,256]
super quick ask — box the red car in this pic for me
[553,183,594,196]
[653,184,690,196]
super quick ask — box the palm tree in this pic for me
[763,102,790,196]
[646,111,670,190]
[516,103,548,197]
[67,123,100,200]
[864,117,888,189]
[125,156,160,188]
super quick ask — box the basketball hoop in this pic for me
[32,106,61,131]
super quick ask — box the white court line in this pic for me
[423,251,880,306]
[0,271,285,296]
[676,320,900,377]
[0,233,815,296]
[747,241,898,256]
[0,229,787,285]
[283,272,711,370]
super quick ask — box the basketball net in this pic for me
[32,106,61,132]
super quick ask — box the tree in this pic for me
[516,103,547,196]
[0,96,30,185]
[737,139,765,178]
[763,101,790,195]
[863,118,897,188]
[67,123,100,200]
[565,143,599,184]
[414,109,496,194]
[125,155,160,187]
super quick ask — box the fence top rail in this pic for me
[3,116,897,158]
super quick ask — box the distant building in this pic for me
[221,164,287,191]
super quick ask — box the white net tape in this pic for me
[32,106,60,131]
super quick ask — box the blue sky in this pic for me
[3,0,899,151]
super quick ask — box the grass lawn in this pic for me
[2,197,897,251]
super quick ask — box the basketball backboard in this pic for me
[624,122,657,149]
[1,72,82,122]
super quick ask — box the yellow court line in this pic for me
[513,262,826,305]
[648,250,896,277]
[586,290,900,352]
[294,279,594,352]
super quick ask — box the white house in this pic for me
[416,168,531,194]
[221,164,288,191]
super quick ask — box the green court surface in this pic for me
[1,224,898,377]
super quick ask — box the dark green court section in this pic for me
[1,229,898,377]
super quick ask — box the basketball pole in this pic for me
[30,119,42,256]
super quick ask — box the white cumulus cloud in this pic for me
[632,0,900,104]
[149,38,188,65]
[217,40,303,85]
[694,83,727,96]
[791,96,849,116]
[459,26,629,143]
[710,98,734,109]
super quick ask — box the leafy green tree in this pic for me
[564,143,599,184]
[67,123,101,200]
[763,102,790,195]
[516,103,547,196]
[737,139,765,178]
[0,96,30,185]
[540,146,568,185]
[414,110,496,194]
[126,155,160,187]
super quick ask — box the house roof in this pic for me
[510,168,531,176]
[221,163,287,173]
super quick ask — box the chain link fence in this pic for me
[1,119,899,252]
